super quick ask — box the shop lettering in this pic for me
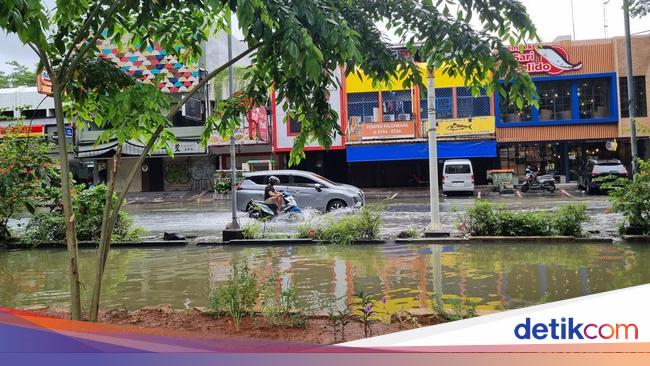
[510,45,582,75]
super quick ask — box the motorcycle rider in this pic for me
[264,176,284,211]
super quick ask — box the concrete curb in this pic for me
[622,235,650,243]
[3,240,187,250]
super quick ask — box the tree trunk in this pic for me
[86,46,259,321]
[89,147,121,322]
[52,81,82,321]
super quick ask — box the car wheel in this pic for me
[547,182,556,193]
[326,199,347,212]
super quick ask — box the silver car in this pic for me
[236,170,365,212]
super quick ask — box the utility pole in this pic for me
[223,23,243,241]
[624,0,639,175]
[425,68,449,237]
[570,0,577,40]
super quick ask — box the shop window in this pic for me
[1,110,14,119]
[420,88,453,120]
[499,86,533,122]
[619,76,647,118]
[288,115,301,134]
[537,80,572,121]
[578,78,610,119]
[21,109,47,119]
[456,87,490,118]
[381,90,413,122]
[347,92,379,123]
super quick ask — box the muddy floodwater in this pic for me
[1,243,648,313]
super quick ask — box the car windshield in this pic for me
[445,164,471,174]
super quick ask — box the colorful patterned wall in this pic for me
[97,39,200,93]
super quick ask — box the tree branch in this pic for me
[60,0,125,83]
[106,44,262,231]
[166,42,261,119]
[60,2,106,69]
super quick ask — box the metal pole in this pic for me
[624,0,639,175]
[427,69,441,230]
[570,0,577,40]
[228,28,240,229]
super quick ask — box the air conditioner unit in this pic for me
[383,114,395,122]
[397,113,410,120]
[181,97,204,121]
[362,116,374,123]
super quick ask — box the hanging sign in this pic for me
[510,45,582,75]
[36,71,53,96]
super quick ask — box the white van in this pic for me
[442,159,474,195]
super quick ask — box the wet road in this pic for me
[123,192,621,241]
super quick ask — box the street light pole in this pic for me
[623,0,639,175]
[228,27,240,231]
[426,69,443,234]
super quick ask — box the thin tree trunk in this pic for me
[87,45,259,319]
[89,147,122,322]
[52,81,82,321]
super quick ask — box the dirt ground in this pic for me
[30,306,445,345]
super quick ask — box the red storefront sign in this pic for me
[246,106,269,142]
[0,125,45,138]
[510,45,582,75]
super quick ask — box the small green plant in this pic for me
[391,309,421,329]
[553,204,589,237]
[604,160,650,235]
[260,274,306,328]
[208,260,259,330]
[353,291,376,338]
[326,304,351,342]
[242,221,263,239]
[430,294,478,321]
[397,227,418,239]
[311,205,384,245]
[20,184,144,244]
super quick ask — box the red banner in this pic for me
[0,125,45,138]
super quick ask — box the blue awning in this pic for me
[346,140,496,163]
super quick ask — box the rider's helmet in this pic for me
[268,176,280,186]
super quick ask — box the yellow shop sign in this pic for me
[426,116,495,137]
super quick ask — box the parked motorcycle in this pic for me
[246,191,302,220]
[520,167,556,193]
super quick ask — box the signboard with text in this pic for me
[360,121,416,140]
[435,116,495,137]
[510,45,582,75]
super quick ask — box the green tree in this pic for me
[606,160,650,234]
[630,0,650,17]
[0,124,59,241]
[2,0,540,322]
[0,61,36,88]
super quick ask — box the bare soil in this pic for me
[30,306,445,345]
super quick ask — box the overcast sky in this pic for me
[0,0,648,73]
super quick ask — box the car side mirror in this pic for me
[314,183,323,192]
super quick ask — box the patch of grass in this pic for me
[242,222,262,239]
[397,227,418,238]
[458,201,590,237]
[260,274,306,328]
[298,205,383,245]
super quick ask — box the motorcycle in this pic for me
[520,167,556,193]
[246,191,302,220]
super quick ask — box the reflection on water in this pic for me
[1,243,649,313]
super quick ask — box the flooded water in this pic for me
[120,194,622,240]
[1,242,648,314]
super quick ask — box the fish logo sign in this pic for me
[511,45,582,75]
[446,122,472,132]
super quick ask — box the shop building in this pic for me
[342,65,498,187]
[614,35,650,160]
[495,39,625,181]
[270,68,348,182]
